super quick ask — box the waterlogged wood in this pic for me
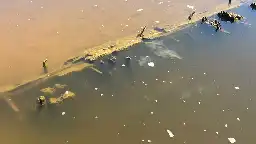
[54,84,67,89]
[3,96,20,112]
[90,67,103,74]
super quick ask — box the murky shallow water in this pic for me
[1,5,256,144]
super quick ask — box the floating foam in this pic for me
[139,56,152,66]
[187,5,194,9]
[166,129,174,138]
[137,9,143,12]
[148,62,155,67]
[228,138,236,143]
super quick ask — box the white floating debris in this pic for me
[234,86,240,90]
[147,140,152,143]
[169,81,172,84]
[237,118,240,121]
[41,6,44,9]
[158,121,161,124]
[16,24,19,27]
[191,77,194,80]
[204,129,207,132]
[217,93,220,96]
[183,122,186,126]
[204,72,206,75]
[168,71,170,73]
[148,62,155,67]
[193,110,196,113]
[187,5,194,9]
[100,94,104,96]
[125,0,128,1]
[155,100,158,103]
[95,88,98,90]
[56,31,59,34]
[94,4,98,7]
[166,129,174,138]
[30,0,33,3]
[95,116,98,119]
[124,124,126,127]
[111,94,114,97]
[28,18,31,21]
[122,64,125,67]
[101,24,104,27]
[142,140,145,142]
[228,138,236,143]
[247,107,249,110]
[137,9,143,12]
[62,112,66,115]
[155,21,160,23]
[183,100,186,103]
[158,2,163,4]
[216,132,219,135]
[65,91,69,94]
[198,101,201,105]
[125,24,129,27]
[142,81,145,84]
[156,78,158,81]
[150,112,154,115]
[222,109,225,112]
[163,81,166,83]
[225,124,228,128]
[145,83,148,86]
[143,123,146,126]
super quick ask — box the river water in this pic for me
[1,5,256,144]
[0,0,226,87]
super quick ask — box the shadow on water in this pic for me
[1,5,256,144]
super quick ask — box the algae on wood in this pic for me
[57,63,92,76]
[49,91,76,104]
[40,87,56,94]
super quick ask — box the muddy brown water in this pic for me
[0,0,226,87]
[1,5,256,144]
